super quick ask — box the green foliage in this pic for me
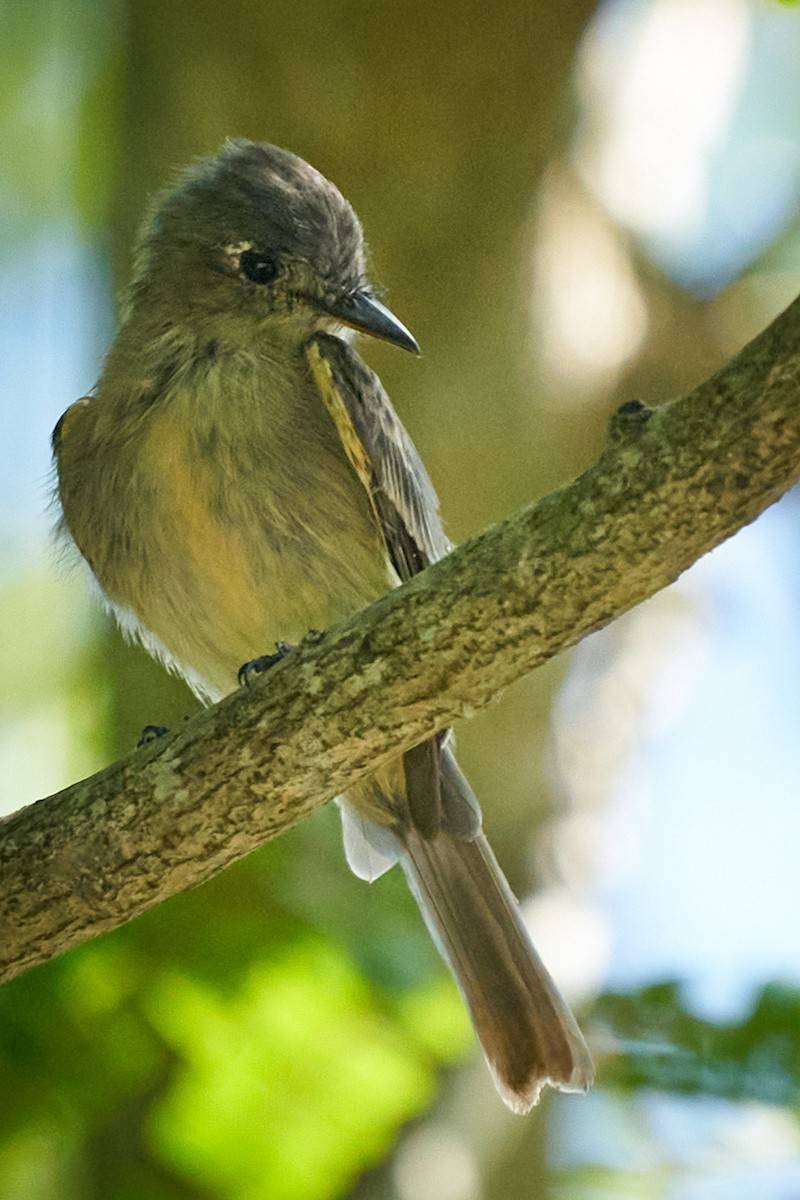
[147,942,434,1200]
[595,981,800,1106]
[0,843,470,1200]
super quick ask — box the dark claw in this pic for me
[137,724,170,747]
[238,642,294,687]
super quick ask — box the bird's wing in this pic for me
[51,397,91,453]
[306,332,450,584]
[307,332,473,850]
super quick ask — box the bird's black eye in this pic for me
[239,249,280,285]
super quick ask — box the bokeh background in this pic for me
[3,0,800,1196]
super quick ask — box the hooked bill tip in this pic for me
[322,289,420,354]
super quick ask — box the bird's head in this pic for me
[127,139,419,355]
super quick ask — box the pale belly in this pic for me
[98,398,391,703]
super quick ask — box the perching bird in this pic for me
[52,140,593,1112]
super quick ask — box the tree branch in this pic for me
[3,294,800,985]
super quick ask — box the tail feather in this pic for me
[342,743,593,1111]
[399,827,594,1112]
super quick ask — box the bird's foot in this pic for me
[137,724,170,747]
[238,642,294,687]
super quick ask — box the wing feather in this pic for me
[306,331,455,841]
[306,333,450,583]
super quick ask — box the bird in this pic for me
[52,139,593,1112]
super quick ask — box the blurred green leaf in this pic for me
[146,939,437,1200]
[595,981,800,1106]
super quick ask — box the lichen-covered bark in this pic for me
[2,292,800,984]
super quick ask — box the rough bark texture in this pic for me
[2,292,800,984]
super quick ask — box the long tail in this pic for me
[399,826,594,1113]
